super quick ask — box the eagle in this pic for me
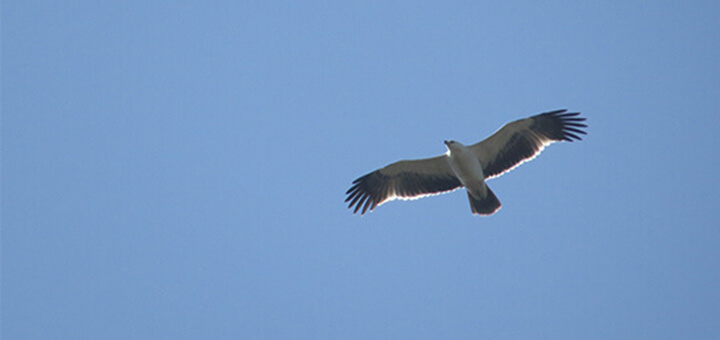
[345,109,587,216]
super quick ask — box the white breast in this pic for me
[447,144,485,187]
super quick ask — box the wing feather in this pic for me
[470,109,587,179]
[345,155,461,215]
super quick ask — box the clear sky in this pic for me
[3,1,720,339]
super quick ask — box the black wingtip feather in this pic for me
[559,112,580,117]
[564,127,587,135]
[544,109,568,115]
[565,122,588,128]
[564,132,582,141]
[550,109,587,142]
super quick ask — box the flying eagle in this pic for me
[345,109,587,216]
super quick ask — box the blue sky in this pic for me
[3,1,720,339]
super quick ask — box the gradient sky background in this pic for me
[3,1,720,339]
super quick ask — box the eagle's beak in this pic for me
[443,140,449,145]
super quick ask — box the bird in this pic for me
[345,109,587,216]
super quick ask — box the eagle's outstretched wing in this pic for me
[470,109,587,179]
[345,156,462,215]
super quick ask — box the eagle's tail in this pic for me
[468,187,501,216]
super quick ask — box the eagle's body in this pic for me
[345,109,587,216]
[445,140,500,215]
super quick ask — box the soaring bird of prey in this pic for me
[345,109,587,216]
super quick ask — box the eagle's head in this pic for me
[443,140,465,154]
